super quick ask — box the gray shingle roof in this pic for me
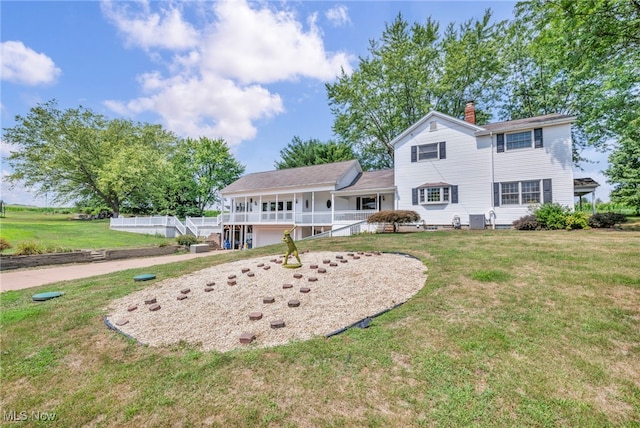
[477,114,575,135]
[221,160,359,194]
[337,169,395,193]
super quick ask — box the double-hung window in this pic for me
[497,128,543,152]
[498,180,544,205]
[411,141,446,162]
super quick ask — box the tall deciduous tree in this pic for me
[274,136,356,169]
[326,10,506,169]
[509,0,640,163]
[177,137,245,213]
[4,100,177,217]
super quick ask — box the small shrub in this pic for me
[44,245,72,253]
[534,203,571,230]
[367,210,420,232]
[15,241,45,255]
[176,235,199,246]
[512,214,540,230]
[564,212,589,230]
[0,238,12,252]
[588,212,628,228]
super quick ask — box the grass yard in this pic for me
[1,230,639,427]
[0,208,173,254]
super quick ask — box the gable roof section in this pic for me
[390,111,484,147]
[476,114,575,136]
[334,169,395,194]
[221,160,360,194]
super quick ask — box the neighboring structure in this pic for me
[112,103,598,246]
[393,102,576,228]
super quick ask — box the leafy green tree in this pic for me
[274,136,356,169]
[3,100,177,217]
[179,137,245,213]
[326,10,506,169]
[509,0,640,163]
[605,137,640,214]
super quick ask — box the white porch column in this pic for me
[312,192,315,230]
[331,193,335,224]
[275,193,279,223]
[376,192,380,211]
[259,195,262,223]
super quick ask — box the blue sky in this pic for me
[1,0,611,206]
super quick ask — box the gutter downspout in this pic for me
[490,131,496,230]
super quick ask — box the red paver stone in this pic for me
[177,294,187,301]
[270,259,277,263]
[310,264,318,269]
[308,277,318,282]
[127,304,138,312]
[249,312,263,320]
[206,281,216,286]
[228,274,237,279]
[144,297,157,305]
[275,260,282,264]
[323,259,331,264]
[330,262,338,267]
[300,287,311,293]
[227,280,237,286]
[180,288,191,294]
[270,320,285,329]
[336,255,344,259]
[282,283,293,289]
[365,253,372,256]
[247,272,255,277]
[263,266,271,270]
[317,268,327,274]
[257,263,265,267]
[204,287,214,292]
[263,296,275,304]
[340,259,348,263]
[239,332,256,344]
[288,299,300,308]
[347,253,354,256]
[293,273,303,279]
[241,268,250,273]
[149,303,161,311]
[353,256,361,260]
[115,319,129,326]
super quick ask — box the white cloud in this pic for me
[326,5,351,27]
[101,0,353,145]
[202,1,353,84]
[0,41,61,86]
[101,1,199,50]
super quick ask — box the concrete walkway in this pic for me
[0,251,223,292]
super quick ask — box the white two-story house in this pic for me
[113,103,589,246]
[393,102,576,228]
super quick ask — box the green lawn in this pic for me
[1,230,638,426]
[0,207,173,254]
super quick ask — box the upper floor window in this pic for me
[497,128,543,152]
[506,131,531,150]
[411,141,446,162]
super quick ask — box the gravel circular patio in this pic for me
[105,251,427,352]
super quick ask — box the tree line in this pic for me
[4,100,244,217]
[5,1,639,213]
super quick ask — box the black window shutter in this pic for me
[356,197,361,210]
[451,185,458,204]
[534,128,543,148]
[439,141,446,159]
[493,183,500,207]
[497,134,505,153]
[543,179,552,203]
[412,188,418,205]
[411,146,417,162]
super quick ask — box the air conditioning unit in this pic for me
[469,215,486,230]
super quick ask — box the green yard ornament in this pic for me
[282,225,301,268]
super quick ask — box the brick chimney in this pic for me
[464,100,476,125]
